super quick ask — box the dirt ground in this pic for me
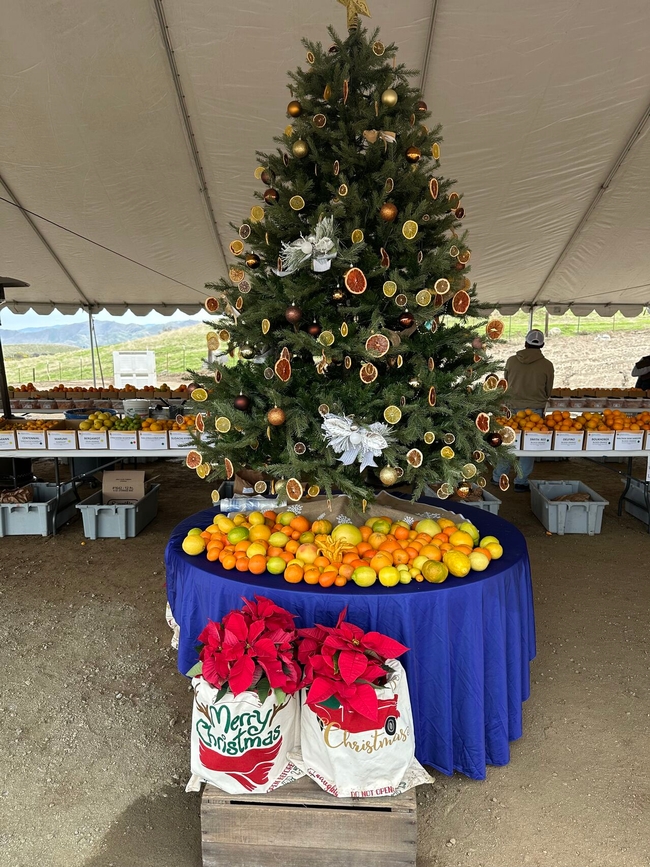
[1,456,649,867]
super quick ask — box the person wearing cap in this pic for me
[632,355,650,390]
[492,329,555,492]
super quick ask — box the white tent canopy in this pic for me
[2,0,650,317]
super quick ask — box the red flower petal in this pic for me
[338,649,371,685]
[363,632,409,660]
[228,655,257,695]
[345,682,380,722]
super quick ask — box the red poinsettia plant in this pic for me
[187,596,302,700]
[298,608,409,725]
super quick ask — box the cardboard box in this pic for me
[585,431,614,451]
[522,432,553,451]
[102,470,150,505]
[46,430,77,450]
[108,431,138,450]
[168,430,194,449]
[0,431,17,450]
[614,431,644,451]
[508,430,522,450]
[138,431,169,450]
[16,430,47,450]
[553,431,585,451]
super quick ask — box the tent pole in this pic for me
[88,310,97,388]
[0,333,12,420]
[529,308,534,331]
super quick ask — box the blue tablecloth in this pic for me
[165,497,535,780]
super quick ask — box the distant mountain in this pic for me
[0,319,196,348]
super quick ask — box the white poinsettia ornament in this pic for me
[274,216,339,275]
[321,413,394,472]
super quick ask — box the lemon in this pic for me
[352,566,377,587]
[192,388,208,402]
[182,535,206,556]
[266,557,286,574]
[469,551,490,572]
[421,560,448,583]
[248,511,265,526]
[250,205,265,222]
[246,542,267,558]
[215,516,234,532]
[378,566,401,587]
[268,532,290,548]
[196,463,211,479]
[479,535,500,547]
[443,551,471,578]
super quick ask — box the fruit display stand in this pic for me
[165,495,536,781]
[200,775,416,867]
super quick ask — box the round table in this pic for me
[165,497,536,780]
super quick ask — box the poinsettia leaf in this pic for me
[335,606,348,628]
[318,695,342,710]
[248,618,266,643]
[345,682,380,722]
[338,649,370,685]
[185,661,203,678]
[257,681,271,704]
[228,655,256,695]
[363,632,409,660]
[274,687,287,705]
[307,676,338,706]
[215,686,229,702]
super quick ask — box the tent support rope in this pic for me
[152,0,227,269]
[530,100,650,308]
[419,0,441,93]
[0,173,93,309]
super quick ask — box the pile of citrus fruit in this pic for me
[181,510,503,588]
[497,408,650,433]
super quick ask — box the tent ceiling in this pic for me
[1,0,650,317]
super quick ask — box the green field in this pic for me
[5,309,650,387]
[5,324,208,386]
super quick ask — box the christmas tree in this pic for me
[188,2,510,506]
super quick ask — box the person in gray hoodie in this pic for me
[492,329,554,491]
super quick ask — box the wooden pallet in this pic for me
[201,775,417,867]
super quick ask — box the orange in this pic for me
[285,540,299,554]
[349,558,367,571]
[439,542,452,553]
[415,533,432,544]
[314,556,331,568]
[357,542,373,557]
[419,544,442,561]
[248,555,268,574]
[453,545,473,556]
[370,553,393,573]
[234,540,250,554]
[473,547,492,560]
[267,546,284,558]
[404,546,420,560]
[393,549,410,565]
[206,548,220,562]
[263,510,277,521]
[378,538,400,553]
[359,525,373,542]
[437,518,456,529]
[319,571,337,587]
[393,525,410,540]
[342,551,359,565]
[284,563,304,583]
[303,568,320,585]
[368,532,388,550]
[334,574,348,587]
[448,530,475,548]
[289,515,310,534]
[433,533,448,544]
[279,551,293,563]
[207,540,223,551]
[235,557,250,572]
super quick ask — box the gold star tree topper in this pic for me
[338,0,371,30]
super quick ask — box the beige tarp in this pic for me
[1,0,650,316]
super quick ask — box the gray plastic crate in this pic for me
[621,477,650,526]
[530,480,608,535]
[76,484,160,540]
[424,485,502,514]
[0,482,77,537]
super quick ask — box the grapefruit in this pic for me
[452,290,471,314]
[415,518,442,536]
[360,363,378,384]
[475,412,490,433]
[185,450,202,469]
[421,560,448,583]
[365,334,390,357]
[331,523,363,546]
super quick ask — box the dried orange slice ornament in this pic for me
[462,463,477,479]
[402,220,418,239]
[344,267,367,295]
[185,450,202,469]
[250,206,265,222]
[229,267,245,284]
[318,331,335,347]
[383,405,402,424]
[380,248,390,268]
[344,356,352,369]
[497,378,508,391]
[214,369,222,383]
[289,195,305,211]
[365,334,390,357]
[274,357,292,382]
[229,239,244,256]
[340,322,349,337]
[318,404,330,416]
[254,481,268,494]
[307,484,321,497]
[383,280,397,297]
[219,330,230,342]
[500,426,517,445]
[440,446,455,460]
[211,489,220,504]
[215,417,231,433]
[286,478,303,502]
[191,388,208,402]
[499,474,510,492]
[432,143,441,160]
[423,431,435,445]
[458,250,471,264]
[406,448,423,468]
[360,363,378,383]
[428,387,436,407]
[351,229,364,244]
[452,290,471,314]
[434,278,450,295]
[429,178,439,199]
[206,332,219,351]
[475,412,490,433]
[196,463,211,479]
[261,319,270,335]
[483,375,499,391]
[486,319,504,340]
[195,413,205,433]
[224,458,234,480]
[204,297,220,314]
[416,289,432,307]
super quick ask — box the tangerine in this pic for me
[248,555,268,574]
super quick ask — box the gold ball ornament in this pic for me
[292,139,309,159]
[380,202,398,222]
[456,481,472,499]
[267,407,286,426]
[379,466,399,486]
[287,100,303,117]
[405,146,422,163]
[381,88,399,108]
[245,252,261,269]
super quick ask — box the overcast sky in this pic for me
[0,308,205,330]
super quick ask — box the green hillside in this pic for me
[6,324,209,386]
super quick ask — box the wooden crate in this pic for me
[201,776,417,867]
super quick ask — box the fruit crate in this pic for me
[423,486,501,514]
[0,482,77,537]
[529,480,608,535]
[200,776,416,867]
[620,477,650,528]
[76,484,160,539]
